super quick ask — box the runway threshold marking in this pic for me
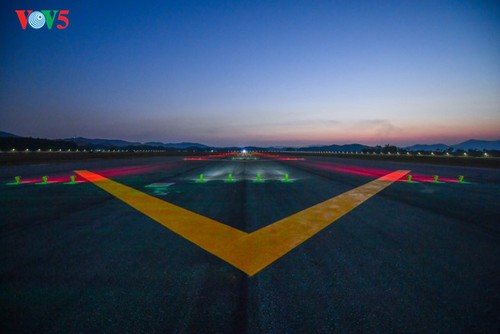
[76,169,409,276]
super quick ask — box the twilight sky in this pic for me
[1,0,499,146]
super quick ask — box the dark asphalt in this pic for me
[1,155,499,333]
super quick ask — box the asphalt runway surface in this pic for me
[1,154,499,333]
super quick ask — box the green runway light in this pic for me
[284,173,290,182]
[36,176,49,185]
[7,176,22,185]
[407,175,413,183]
[197,173,206,183]
[64,175,78,185]
[433,175,439,183]
[255,173,263,182]
[458,175,464,183]
[226,173,234,182]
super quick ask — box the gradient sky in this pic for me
[1,0,499,146]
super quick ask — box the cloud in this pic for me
[353,119,401,137]
[250,119,342,129]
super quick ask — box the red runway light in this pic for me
[302,161,390,178]
[184,157,206,161]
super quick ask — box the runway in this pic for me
[1,154,499,333]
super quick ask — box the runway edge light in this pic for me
[407,175,413,183]
[64,175,77,185]
[433,175,439,183]
[6,176,22,185]
[36,176,48,185]
[458,175,464,183]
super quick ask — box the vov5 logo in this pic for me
[15,10,70,30]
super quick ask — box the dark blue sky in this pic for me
[1,1,499,146]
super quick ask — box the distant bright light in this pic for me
[242,149,247,154]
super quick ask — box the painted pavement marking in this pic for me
[75,170,409,276]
